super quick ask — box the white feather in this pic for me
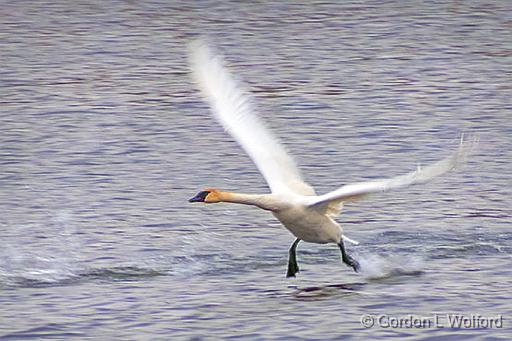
[307,135,475,211]
[188,41,314,196]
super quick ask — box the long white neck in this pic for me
[219,192,284,211]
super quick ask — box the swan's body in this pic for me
[188,41,470,277]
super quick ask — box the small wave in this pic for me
[293,282,367,300]
[80,266,164,281]
[0,265,168,288]
[2,323,85,339]
[0,268,80,288]
[0,249,234,288]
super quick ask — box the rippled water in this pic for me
[1,1,511,339]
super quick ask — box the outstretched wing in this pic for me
[189,40,314,196]
[307,137,473,214]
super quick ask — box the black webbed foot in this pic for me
[286,238,301,277]
[344,253,361,273]
[338,240,360,273]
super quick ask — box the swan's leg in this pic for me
[286,238,301,277]
[338,240,360,273]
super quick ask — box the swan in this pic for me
[187,40,470,278]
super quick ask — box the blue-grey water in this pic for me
[1,1,511,339]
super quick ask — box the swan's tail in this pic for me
[343,235,359,245]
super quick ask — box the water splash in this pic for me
[0,210,85,287]
[0,249,81,287]
[357,253,425,280]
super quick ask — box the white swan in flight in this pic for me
[188,40,470,278]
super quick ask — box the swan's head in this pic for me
[188,188,221,203]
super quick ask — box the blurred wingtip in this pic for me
[188,38,212,57]
[188,38,210,66]
[454,132,479,170]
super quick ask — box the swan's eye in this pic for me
[189,191,210,202]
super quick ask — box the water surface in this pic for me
[1,1,511,339]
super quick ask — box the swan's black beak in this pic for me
[188,191,210,203]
